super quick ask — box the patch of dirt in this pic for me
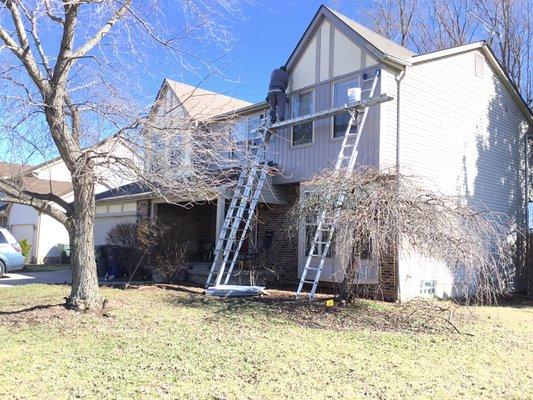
[0,303,78,328]
[154,284,474,335]
[0,299,119,329]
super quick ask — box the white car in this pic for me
[0,228,25,276]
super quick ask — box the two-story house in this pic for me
[101,5,532,301]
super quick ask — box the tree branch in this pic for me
[0,178,70,227]
[0,0,50,95]
[70,0,131,60]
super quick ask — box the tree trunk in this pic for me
[66,170,101,311]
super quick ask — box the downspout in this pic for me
[395,67,407,302]
[395,68,406,172]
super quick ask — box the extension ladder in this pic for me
[296,70,381,300]
[205,123,271,287]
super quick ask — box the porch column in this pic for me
[215,194,226,241]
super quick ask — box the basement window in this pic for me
[420,280,437,295]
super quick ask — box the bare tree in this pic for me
[413,0,478,52]
[361,0,418,46]
[0,0,253,310]
[356,0,532,102]
[292,168,519,305]
[473,0,531,100]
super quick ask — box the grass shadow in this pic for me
[0,303,64,315]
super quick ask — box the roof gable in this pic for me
[286,5,414,72]
[410,42,532,124]
[162,79,251,122]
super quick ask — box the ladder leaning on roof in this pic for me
[295,69,382,300]
[205,123,271,288]
[205,68,392,295]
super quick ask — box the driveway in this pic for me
[0,269,71,287]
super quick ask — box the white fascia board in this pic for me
[382,54,412,68]
[409,42,485,64]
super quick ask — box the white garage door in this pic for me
[94,215,136,246]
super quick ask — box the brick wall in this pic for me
[156,202,216,261]
[378,249,398,301]
[255,184,300,284]
[136,199,152,222]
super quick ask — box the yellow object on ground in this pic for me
[325,299,334,307]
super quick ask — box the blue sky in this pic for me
[2,1,363,164]
[147,1,357,104]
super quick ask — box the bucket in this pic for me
[347,87,361,103]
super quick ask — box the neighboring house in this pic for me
[100,5,532,301]
[0,137,138,264]
[0,162,31,228]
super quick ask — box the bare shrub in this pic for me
[138,220,189,283]
[291,168,521,305]
[105,222,148,279]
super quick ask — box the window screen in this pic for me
[292,91,314,146]
[332,77,361,138]
[233,114,263,143]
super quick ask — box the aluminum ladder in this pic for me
[296,70,381,300]
[205,123,271,288]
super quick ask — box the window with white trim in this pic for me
[233,113,263,143]
[332,76,361,138]
[95,202,137,215]
[291,90,314,146]
[352,237,378,283]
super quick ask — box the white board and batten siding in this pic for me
[272,19,381,187]
[273,19,383,281]
[380,49,528,301]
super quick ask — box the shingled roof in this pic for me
[0,161,31,178]
[18,176,73,197]
[0,161,72,197]
[326,7,415,59]
[165,79,252,121]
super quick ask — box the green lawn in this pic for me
[0,285,531,400]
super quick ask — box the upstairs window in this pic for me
[233,113,264,143]
[291,90,314,146]
[332,77,361,138]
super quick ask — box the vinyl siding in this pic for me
[271,66,382,185]
[379,49,528,301]
[378,68,399,168]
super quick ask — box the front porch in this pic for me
[150,181,300,286]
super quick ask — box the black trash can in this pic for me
[95,245,109,278]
